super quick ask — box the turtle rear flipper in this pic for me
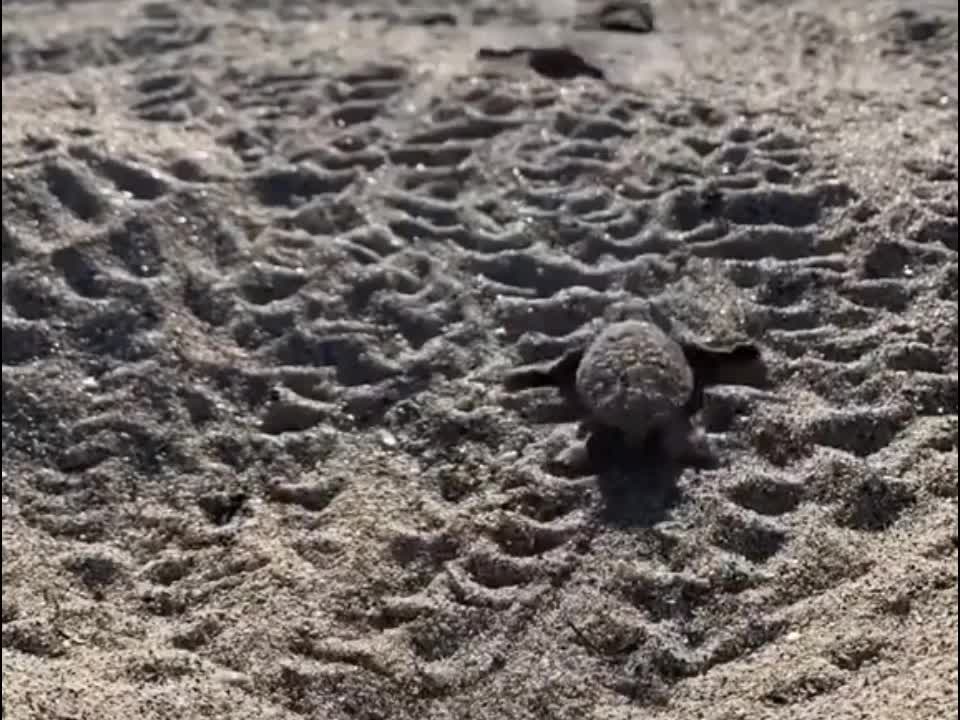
[547,423,622,477]
[654,415,718,469]
[503,347,584,392]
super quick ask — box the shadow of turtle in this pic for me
[549,425,699,529]
[594,463,685,529]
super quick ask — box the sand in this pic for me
[2,1,957,718]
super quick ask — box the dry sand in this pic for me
[2,1,957,718]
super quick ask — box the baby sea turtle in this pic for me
[504,319,766,473]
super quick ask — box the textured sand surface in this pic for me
[2,1,957,718]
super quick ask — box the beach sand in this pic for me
[2,1,957,718]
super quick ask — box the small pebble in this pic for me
[378,430,398,448]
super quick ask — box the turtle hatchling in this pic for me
[503,319,766,473]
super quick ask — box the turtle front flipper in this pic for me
[503,366,557,391]
[502,347,585,392]
[681,341,767,391]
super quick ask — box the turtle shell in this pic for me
[574,320,694,441]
